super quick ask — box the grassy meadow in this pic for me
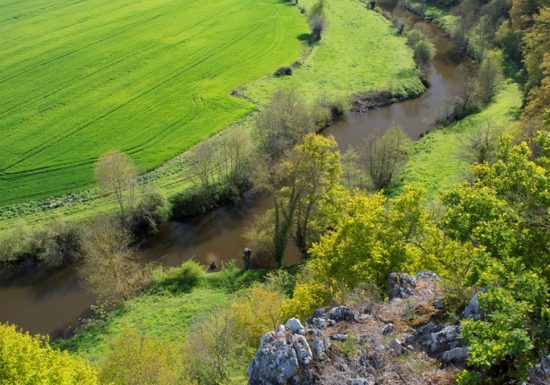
[0,0,307,205]
[244,0,425,104]
[399,81,523,200]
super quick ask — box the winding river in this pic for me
[0,7,466,338]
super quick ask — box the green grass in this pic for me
[0,0,307,205]
[55,265,269,359]
[400,0,459,33]
[244,0,425,104]
[399,81,522,201]
[56,287,230,359]
[0,0,424,231]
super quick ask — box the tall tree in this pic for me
[94,150,137,222]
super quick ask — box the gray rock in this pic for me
[463,292,484,320]
[248,328,313,385]
[441,347,469,365]
[382,323,394,336]
[330,334,348,341]
[528,354,550,385]
[387,273,417,299]
[433,297,445,310]
[374,344,385,355]
[350,378,374,385]
[389,339,404,356]
[309,317,336,329]
[328,306,357,322]
[416,271,440,281]
[286,318,305,334]
[311,329,331,360]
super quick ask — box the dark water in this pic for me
[0,8,465,338]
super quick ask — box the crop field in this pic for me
[0,0,306,205]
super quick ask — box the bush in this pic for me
[131,189,172,234]
[0,323,99,385]
[170,181,239,218]
[99,324,183,385]
[274,66,293,77]
[149,260,205,294]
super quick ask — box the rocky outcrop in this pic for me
[387,273,417,299]
[248,272,464,385]
[405,322,468,366]
[248,325,319,385]
[527,355,550,385]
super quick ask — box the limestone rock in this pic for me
[527,354,550,385]
[387,273,417,299]
[382,323,395,336]
[328,306,357,322]
[389,339,404,356]
[286,318,305,334]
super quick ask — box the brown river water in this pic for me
[0,8,465,338]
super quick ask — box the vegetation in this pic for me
[0,0,307,205]
[0,323,99,385]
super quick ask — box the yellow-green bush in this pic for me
[0,323,99,385]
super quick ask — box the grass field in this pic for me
[0,0,423,229]
[0,0,307,205]
[399,81,522,201]
[244,0,424,104]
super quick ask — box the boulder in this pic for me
[382,323,395,336]
[328,306,357,322]
[527,354,550,385]
[441,347,469,365]
[309,317,336,329]
[405,322,467,366]
[463,291,485,320]
[286,318,305,334]
[330,334,348,341]
[389,339,404,356]
[310,329,331,360]
[248,328,314,385]
[387,273,417,299]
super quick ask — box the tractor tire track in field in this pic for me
[1,19,265,176]
[0,4,245,166]
[0,3,235,121]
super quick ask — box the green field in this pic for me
[399,81,522,200]
[0,0,423,228]
[245,0,424,104]
[0,0,307,205]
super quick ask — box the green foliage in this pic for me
[170,181,240,218]
[149,260,206,295]
[132,189,172,234]
[99,325,184,385]
[0,323,99,385]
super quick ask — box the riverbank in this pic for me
[397,81,522,200]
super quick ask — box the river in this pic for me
[0,7,465,338]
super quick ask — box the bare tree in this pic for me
[463,120,503,164]
[94,150,137,222]
[476,50,503,104]
[452,63,481,118]
[361,127,412,191]
[185,308,235,385]
[254,89,313,163]
[79,215,149,304]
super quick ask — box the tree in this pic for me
[254,89,313,163]
[270,134,341,266]
[522,52,550,135]
[361,126,412,190]
[94,150,137,222]
[79,215,149,304]
[476,50,503,104]
[413,39,436,68]
[309,0,326,44]
[99,325,183,385]
[0,323,99,385]
[523,7,550,90]
[453,63,482,118]
[464,120,503,164]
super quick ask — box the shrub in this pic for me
[170,181,239,218]
[274,66,293,77]
[131,189,172,234]
[99,325,183,385]
[150,260,205,294]
[0,323,99,385]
